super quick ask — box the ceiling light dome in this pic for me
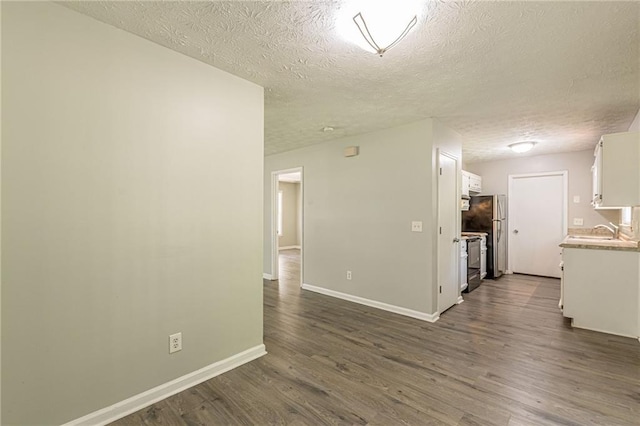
[509,141,537,153]
[337,0,423,56]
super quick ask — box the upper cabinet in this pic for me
[469,173,482,193]
[592,131,640,208]
[461,172,470,198]
[462,170,482,196]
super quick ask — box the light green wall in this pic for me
[2,3,263,424]
[264,119,462,315]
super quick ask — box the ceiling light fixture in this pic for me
[509,141,537,153]
[337,0,422,57]
[352,12,417,57]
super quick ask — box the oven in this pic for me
[466,236,482,292]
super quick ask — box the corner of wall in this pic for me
[626,109,640,241]
[430,119,464,314]
[0,0,3,420]
[628,108,640,132]
[1,0,4,421]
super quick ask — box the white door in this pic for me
[438,152,459,313]
[509,172,566,278]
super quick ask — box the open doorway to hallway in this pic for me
[271,168,303,286]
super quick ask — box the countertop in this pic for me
[462,232,488,237]
[560,233,640,252]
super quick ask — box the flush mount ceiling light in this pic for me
[352,12,417,57]
[509,141,537,153]
[338,0,422,57]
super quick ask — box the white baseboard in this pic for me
[63,344,267,426]
[570,320,638,340]
[301,283,439,323]
[278,245,301,251]
[457,296,464,304]
[263,273,274,280]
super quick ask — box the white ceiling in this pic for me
[62,1,640,163]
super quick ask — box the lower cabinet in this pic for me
[460,239,468,292]
[562,248,639,338]
[480,236,487,279]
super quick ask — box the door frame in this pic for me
[436,149,461,314]
[507,171,567,275]
[270,167,304,285]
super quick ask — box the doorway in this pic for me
[437,150,460,314]
[271,168,303,285]
[508,171,567,278]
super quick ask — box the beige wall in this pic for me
[629,109,640,239]
[264,119,462,315]
[0,2,3,420]
[278,181,300,248]
[2,3,263,425]
[465,150,619,229]
[297,182,303,246]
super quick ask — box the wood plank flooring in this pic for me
[112,249,640,425]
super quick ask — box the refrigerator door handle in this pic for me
[496,196,502,222]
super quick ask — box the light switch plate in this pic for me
[411,221,423,232]
[573,218,584,226]
[573,195,580,203]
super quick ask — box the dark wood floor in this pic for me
[113,249,640,425]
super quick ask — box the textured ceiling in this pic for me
[62,1,640,163]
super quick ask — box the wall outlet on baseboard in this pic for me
[346,270,352,280]
[169,332,182,354]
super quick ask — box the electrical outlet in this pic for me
[411,221,423,232]
[346,270,352,280]
[169,332,182,354]
[573,218,584,226]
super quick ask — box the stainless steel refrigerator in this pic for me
[461,195,507,278]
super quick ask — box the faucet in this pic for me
[594,222,619,239]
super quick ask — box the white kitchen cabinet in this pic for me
[592,131,640,208]
[469,173,482,193]
[461,172,470,198]
[462,170,482,195]
[460,238,468,292]
[480,235,487,279]
[562,247,639,338]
